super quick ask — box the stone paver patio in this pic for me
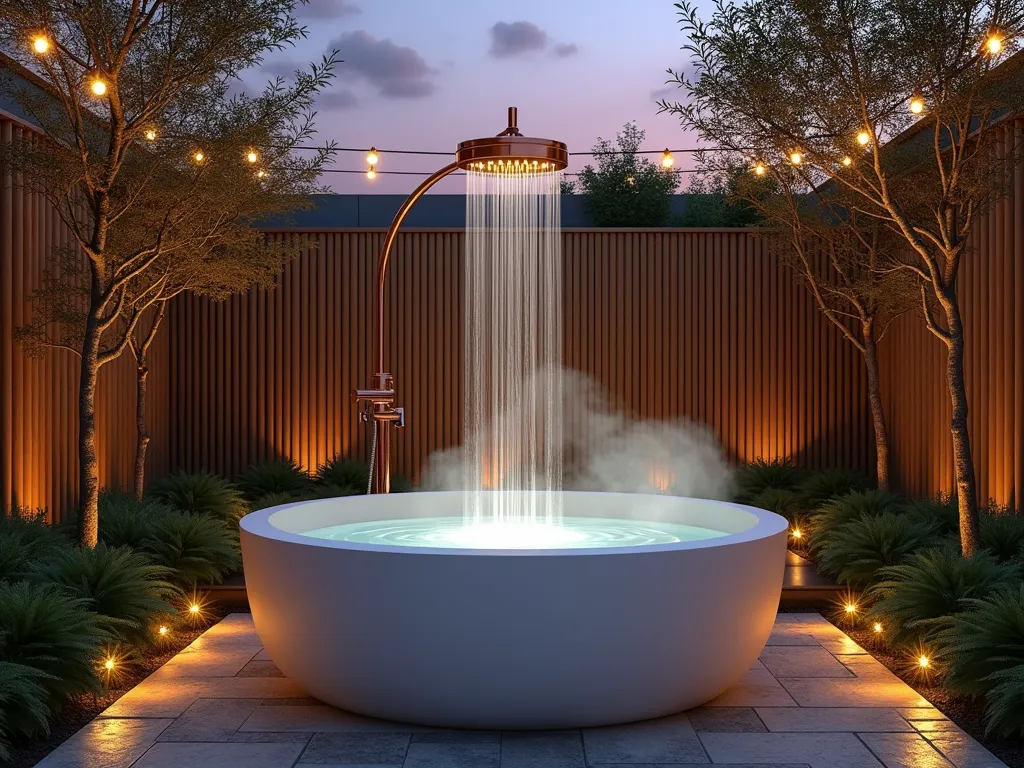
[35,612,1008,768]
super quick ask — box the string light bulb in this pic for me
[789,151,803,165]
[32,36,50,54]
[144,128,157,141]
[192,151,205,163]
[909,97,925,114]
[246,150,259,164]
[842,156,853,167]
[754,162,766,176]
[366,147,379,166]
[856,130,871,146]
[986,35,1003,54]
[873,622,883,633]
[661,148,675,169]
[366,167,376,180]
[90,77,108,96]
[256,169,268,179]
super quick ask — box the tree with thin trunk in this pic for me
[659,0,1024,556]
[0,0,339,546]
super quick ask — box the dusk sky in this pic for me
[241,0,710,194]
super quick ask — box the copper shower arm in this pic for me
[374,160,460,374]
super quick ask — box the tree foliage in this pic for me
[572,121,681,226]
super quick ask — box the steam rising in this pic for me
[423,367,732,501]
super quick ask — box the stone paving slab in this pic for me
[31,612,1009,768]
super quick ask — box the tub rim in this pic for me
[239,490,788,558]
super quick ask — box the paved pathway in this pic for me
[35,613,1007,767]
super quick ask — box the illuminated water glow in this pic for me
[302,516,727,550]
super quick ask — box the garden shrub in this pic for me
[140,513,240,586]
[0,661,53,760]
[248,491,303,512]
[810,489,904,540]
[812,512,939,590]
[308,484,362,500]
[733,457,805,502]
[979,513,1024,563]
[749,488,803,525]
[905,496,960,537]
[150,471,247,524]
[866,546,1020,645]
[795,469,869,510]
[940,584,1024,737]
[315,455,369,494]
[32,544,179,646]
[0,582,101,708]
[236,459,312,501]
[0,510,71,582]
[97,490,174,550]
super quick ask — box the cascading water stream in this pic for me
[463,168,564,529]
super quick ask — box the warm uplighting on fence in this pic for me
[986,35,1003,54]
[366,167,376,180]
[246,150,259,164]
[144,128,157,141]
[192,150,205,163]
[366,146,379,166]
[89,77,108,96]
[31,36,50,54]
[661,148,675,169]
[856,130,871,146]
[909,97,925,114]
[873,622,883,633]
[789,151,803,165]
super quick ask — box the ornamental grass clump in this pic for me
[97,490,175,550]
[979,513,1024,563]
[939,584,1024,738]
[0,511,71,583]
[795,468,870,511]
[749,488,804,526]
[810,489,904,543]
[140,513,240,587]
[866,546,1020,646]
[0,582,101,709]
[812,512,939,590]
[733,457,805,503]
[236,459,312,501]
[150,471,247,524]
[32,544,179,647]
[0,661,53,760]
[315,455,370,494]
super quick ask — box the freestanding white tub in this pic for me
[239,491,787,729]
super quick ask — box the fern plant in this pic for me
[939,584,1024,737]
[0,582,101,708]
[810,489,904,544]
[812,512,939,590]
[315,455,370,493]
[796,469,869,510]
[866,546,1021,645]
[749,488,804,525]
[141,513,240,586]
[905,496,960,537]
[979,513,1024,562]
[0,511,72,582]
[97,490,174,550]
[236,459,312,501]
[32,544,179,646]
[149,471,247,524]
[733,457,805,502]
[0,661,53,760]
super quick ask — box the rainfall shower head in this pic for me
[456,107,568,174]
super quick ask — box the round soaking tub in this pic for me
[239,490,787,729]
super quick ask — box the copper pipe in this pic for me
[374,161,460,373]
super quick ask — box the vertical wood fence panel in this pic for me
[879,120,1024,507]
[168,228,873,483]
[0,116,171,523]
